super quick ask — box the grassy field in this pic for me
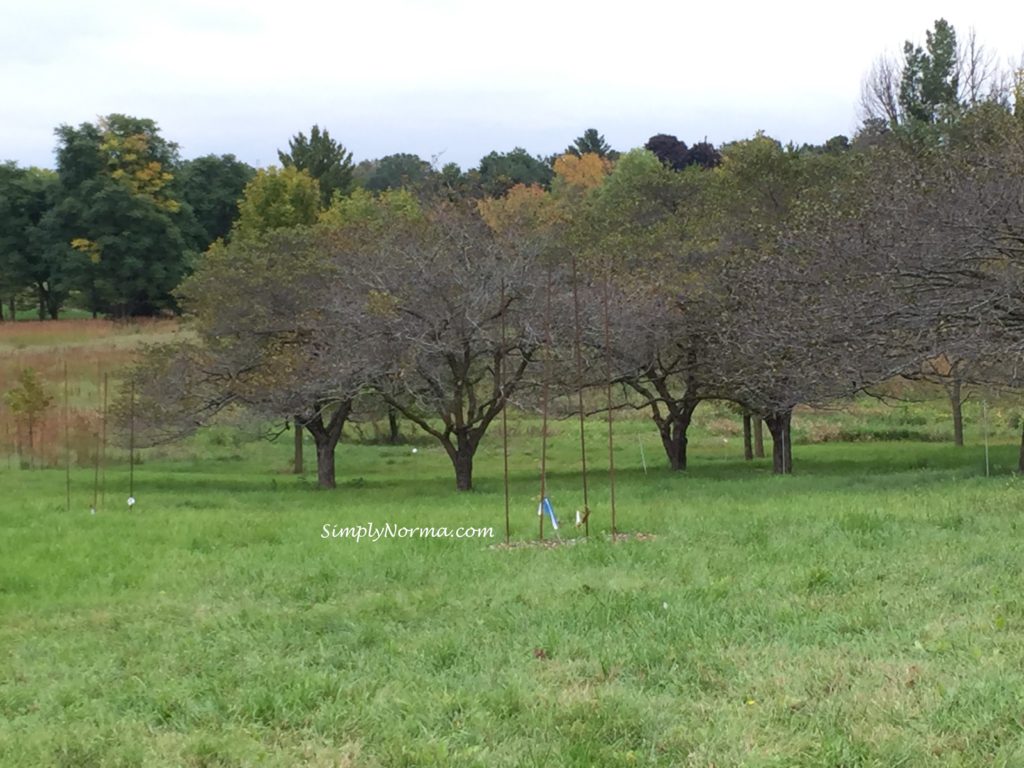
[1,321,1024,767]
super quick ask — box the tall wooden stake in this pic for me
[500,279,511,545]
[570,252,590,536]
[538,268,553,541]
[129,378,135,503]
[100,373,108,514]
[92,366,102,513]
[983,399,991,478]
[602,268,617,538]
[63,359,70,513]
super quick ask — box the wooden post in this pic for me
[129,379,135,504]
[100,374,108,514]
[499,279,510,545]
[64,360,70,513]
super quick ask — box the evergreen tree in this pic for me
[278,125,355,207]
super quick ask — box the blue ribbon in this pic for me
[541,497,558,530]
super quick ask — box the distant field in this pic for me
[0,318,181,468]
[1,320,1023,766]
[0,317,177,350]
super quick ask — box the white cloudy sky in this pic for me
[2,0,1022,169]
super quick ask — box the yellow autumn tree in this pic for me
[98,116,180,212]
[552,152,612,198]
[478,183,561,236]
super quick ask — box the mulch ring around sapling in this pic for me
[491,531,657,550]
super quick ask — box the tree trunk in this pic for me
[293,419,303,474]
[314,439,336,489]
[753,417,765,458]
[387,407,400,445]
[444,430,479,491]
[453,448,474,491]
[37,286,46,321]
[657,397,700,471]
[947,378,964,447]
[8,296,16,322]
[764,409,793,475]
[301,401,351,489]
[742,413,753,460]
[659,419,688,470]
[1019,422,1024,474]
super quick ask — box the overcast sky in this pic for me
[3,0,1022,170]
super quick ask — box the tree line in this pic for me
[0,120,638,320]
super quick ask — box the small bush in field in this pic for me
[4,368,53,467]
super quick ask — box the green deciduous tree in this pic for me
[357,153,434,194]
[477,148,553,197]
[47,114,195,316]
[232,166,320,239]
[46,183,189,317]
[0,163,60,319]
[178,154,255,249]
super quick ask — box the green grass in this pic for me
[2,320,1024,766]
[2,414,1024,766]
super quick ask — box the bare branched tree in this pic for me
[860,53,902,126]
[348,202,542,491]
[122,227,374,488]
[959,28,998,107]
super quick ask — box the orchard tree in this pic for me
[697,134,876,472]
[898,354,972,447]
[126,225,374,489]
[844,102,1024,465]
[573,148,718,470]
[351,200,542,491]
[227,164,323,470]
[716,131,968,473]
